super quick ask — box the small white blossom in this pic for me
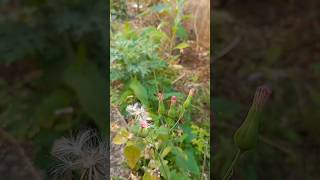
[126,103,152,123]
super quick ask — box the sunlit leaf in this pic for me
[124,145,141,169]
[161,146,172,158]
[113,128,130,145]
[174,42,189,50]
[142,171,158,180]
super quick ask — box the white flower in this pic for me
[126,103,152,122]
[126,103,141,116]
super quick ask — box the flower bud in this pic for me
[234,85,272,152]
[171,96,177,105]
[140,120,149,129]
[182,88,195,110]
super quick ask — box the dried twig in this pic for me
[171,72,186,85]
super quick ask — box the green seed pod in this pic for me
[168,96,177,119]
[234,85,272,152]
[157,93,165,115]
[140,128,149,138]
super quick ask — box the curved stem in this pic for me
[169,108,185,132]
[222,149,241,180]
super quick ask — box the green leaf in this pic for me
[129,78,149,106]
[33,89,73,128]
[156,126,170,141]
[174,42,189,50]
[159,163,170,180]
[163,92,185,100]
[170,170,191,180]
[142,171,158,180]
[174,149,200,176]
[63,57,107,132]
[124,145,141,169]
[113,128,130,145]
[176,23,188,40]
[161,146,172,158]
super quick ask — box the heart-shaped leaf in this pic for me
[124,145,141,169]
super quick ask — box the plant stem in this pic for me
[222,149,241,180]
[169,108,185,132]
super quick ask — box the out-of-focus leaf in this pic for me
[174,42,189,50]
[170,170,191,180]
[129,78,149,106]
[142,171,158,180]
[124,145,141,169]
[174,148,200,176]
[176,23,188,40]
[156,126,170,141]
[33,89,74,128]
[63,48,107,132]
[161,146,172,158]
[113,128,130,145]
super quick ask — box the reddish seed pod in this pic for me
[171,96,177,105]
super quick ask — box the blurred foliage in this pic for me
[111,25,168,82]
[0,0,107,175]
[138,0,190,55]
[110,0,127,20]
[213,1,320,179]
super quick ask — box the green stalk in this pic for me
[222,149,241,180]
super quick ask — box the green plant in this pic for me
[140,0,191,55]
[112,89,209,180]
[111,24,181,111]
[111,25,167,82]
